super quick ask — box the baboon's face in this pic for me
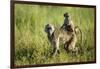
[44,24,54,35]
[64,12,69,18]
[63,13,69,25]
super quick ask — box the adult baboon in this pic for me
[45,24,77,56]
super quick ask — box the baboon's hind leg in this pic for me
[64,34,77,53]
[68,34,77,53]
[64,42,69,52]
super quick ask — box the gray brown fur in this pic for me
[45,24,77,56]
[44,13,82,56]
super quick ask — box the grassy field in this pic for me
[14,4,95,66]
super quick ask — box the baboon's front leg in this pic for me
[52,38,60,56]
[52,47,57,56]
[52,48,60,56]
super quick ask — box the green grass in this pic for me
[15,4,95,66]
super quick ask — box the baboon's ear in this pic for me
[64,12,69,17]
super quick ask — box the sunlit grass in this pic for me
[15,4,95,66]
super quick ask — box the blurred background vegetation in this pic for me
[15,4,95,66]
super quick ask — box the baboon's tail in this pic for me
[75,26,83,49]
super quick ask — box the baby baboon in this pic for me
[45,24,77,56]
